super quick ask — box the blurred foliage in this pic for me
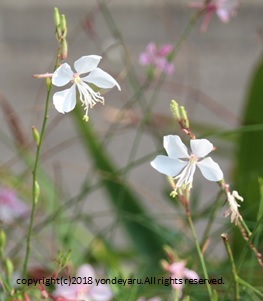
[233,53,263,262]
[1,2,263,300]
[72,104,169,272]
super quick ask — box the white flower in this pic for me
[224,190,243,225]
[52,55,121,121]
[151,135,223,193]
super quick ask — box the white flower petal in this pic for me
[163,135,189,159]
[74,55,102,75]
[52,63,73,87]
[197,157,223,181]
[53,85,76,113]
[225,190,243,224]
[175,161,196,188]
[190,139,214,158]
[232,190,243,202]
[82,68,121,90]
[151,155,187,177]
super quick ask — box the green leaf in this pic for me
[257,178,263,225]
[233,54,263,258]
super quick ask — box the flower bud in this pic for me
[163,245,175,261]
[179,105,189,129]
[54,7,61,28]
[60,38,68,60]
[34,181,40,204]
[160,259,169,271]
[4,258,14,283]
[170,100,180,122]
[0,230,6,253]
[32,126,40,146]
[60,15,67,38]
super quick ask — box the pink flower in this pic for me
[137,298,161,301]
[52,264,113,301]
[139,42,174,75]
[189,0,239,32]
[163,260,198,299]
[0,187,28,224]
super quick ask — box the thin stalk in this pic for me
[173,289,179,301]
[221,233,240,301]
[22,55,59,277]
[22,84,52,277]
[238,278,263,298]
[185,203,214,300]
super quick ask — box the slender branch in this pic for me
[185,202,214,300]
[221,233,240,301]
[22,54,60,278]
[238,278,263,298]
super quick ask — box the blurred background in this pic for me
[1,0,263,278]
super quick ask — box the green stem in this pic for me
[239,218,252,237]
[0,273,11,294]
[186,204,214,300]
[238,277,263,298]
[221,233,240,301]
[173,288,179,301]
[22,55,59,277]
[22,83,52,277]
